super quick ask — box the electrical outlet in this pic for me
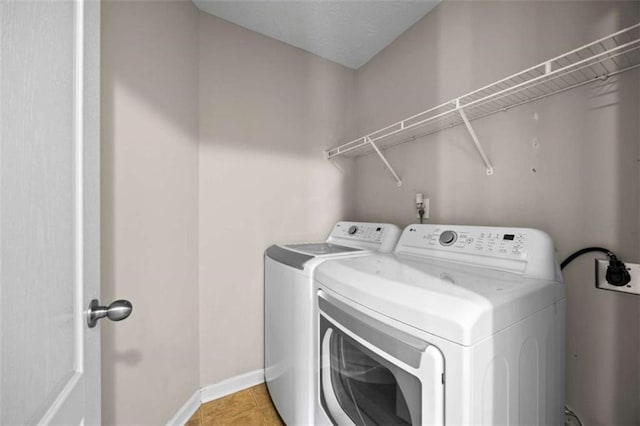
[595,259,640,295]
[416,198,429,219]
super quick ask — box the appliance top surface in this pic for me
[283,242,362,256]
[265,221,401,271]
[315,224,565,345]
[276,221,401,256]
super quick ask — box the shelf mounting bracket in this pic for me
[366,136,402,187]
[457,104,494,175]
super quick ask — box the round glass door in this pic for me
[320,317,422,425]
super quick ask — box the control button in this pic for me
[466,237,474,244]
[439,230,457,246]
[348,226,358,235]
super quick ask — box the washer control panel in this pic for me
[328,222,401,253]
[396,224,559,280]
[418,227,527,259]
[333,223,387,243]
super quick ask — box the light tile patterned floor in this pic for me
[186,384,284,426]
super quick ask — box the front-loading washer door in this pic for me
[318,291,444,426]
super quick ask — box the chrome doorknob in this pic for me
[87,299,132,328]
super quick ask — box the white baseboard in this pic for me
[167,369,265,425]
[200,368,265,404]
[166,388,201,426]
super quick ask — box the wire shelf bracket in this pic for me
[367,136,402,187]
[457,101,494,175]
[325,22,640,184]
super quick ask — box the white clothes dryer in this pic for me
[265,221,401,425]
[314,224,565,425]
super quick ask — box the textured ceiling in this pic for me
[192,1,441,69]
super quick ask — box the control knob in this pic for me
[348,226,358,235]
[439,230,457,246]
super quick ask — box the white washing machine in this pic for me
[314,224,565,425]
[265,221,401,425]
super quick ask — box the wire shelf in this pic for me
[326,23,640,160]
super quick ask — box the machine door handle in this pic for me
[87,299,132,328]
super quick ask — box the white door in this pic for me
[1,0,105,424]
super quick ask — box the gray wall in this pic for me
[101,3,355,423]
[101,0,200,424]
[197,12,356,386]
[350,1,640,424]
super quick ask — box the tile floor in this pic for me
[186,383,284,425]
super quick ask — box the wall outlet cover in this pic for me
[595,259,640,296]
[416,198,430,219]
